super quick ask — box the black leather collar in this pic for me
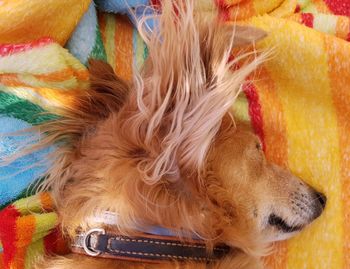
[71,228,231,263]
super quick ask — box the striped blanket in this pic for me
[1,0,350,268]
[0,193,68,269]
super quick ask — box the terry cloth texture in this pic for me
[1,0,350,268]
[0,193,68,269]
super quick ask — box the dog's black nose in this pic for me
[316,191,327,209]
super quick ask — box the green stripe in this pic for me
[0,91,58,125]
[143,44,149,61]
[90,26,107,62]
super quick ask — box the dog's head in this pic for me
[31,0,326,258]
[207,118,326,245]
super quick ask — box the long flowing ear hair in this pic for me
[122,0,268,186]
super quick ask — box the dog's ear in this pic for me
[39,60,130,157]
[26,60,130,195]
[199,24,266,82]
[232,25,267,47]
[47,60,129,147]
[65,60,129,132]
[129,2,267,185]
[83,59,129,120]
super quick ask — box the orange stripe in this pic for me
[12,215,36,269]
[255,67,288,269]
[228,1,255,20]
[34,69,89,82]
[72,70,89,82]
[0,69,89,90]
[335,16,350,40]
[40,193,54,211]
[34,88,84,108]
[0,74,23,87]
[264,242,288,269]
[325,35,350,269]
[114,15,134,81]
[256,67,288,167]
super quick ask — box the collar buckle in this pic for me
[83,228,106,256]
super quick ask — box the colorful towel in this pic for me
[244,16,350,269]
[1,0,350,269]
[0,193,68,269]
[0,0,91,45]
[66,2,107,65]
[219,0,350,21]
[0,37,89,210]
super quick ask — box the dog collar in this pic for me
[71,211,231,263]
[71,228,230,263]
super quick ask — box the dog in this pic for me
[28,1,326,268]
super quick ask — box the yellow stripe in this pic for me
[324,35,350,269]
[24,239,44,269]
[135,30,145,71]
[0,45,83,75]
[269,0,297,18]
[232,94,251,124]
[251,16,343,268]
[104,14,116,71]
[32,213,58,242]
[253,0,284,14]
[282,34,342,269]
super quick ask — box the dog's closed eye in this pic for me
[255,142,262,151]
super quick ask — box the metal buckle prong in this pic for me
[83,228,106,256]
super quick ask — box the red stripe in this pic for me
[301,13,314,28]
[215,0,227,8]
[0,205,20,268]
[43,229,58,254]
[44,228,69,255]
[0,37,53,57]
[243,82,266,150]
[218,7,230,21]
[150,0,160,5]
[324,0,350,16]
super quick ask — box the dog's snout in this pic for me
[311,191,327,219]
[315,191,327,209]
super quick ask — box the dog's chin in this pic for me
[264,230,299,242]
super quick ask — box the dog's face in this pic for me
[208,120,326,243]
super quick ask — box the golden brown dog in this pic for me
[28,1,326,268]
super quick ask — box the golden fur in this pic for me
[8,1,325,268]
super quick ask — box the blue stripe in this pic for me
[132,28,138,71]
